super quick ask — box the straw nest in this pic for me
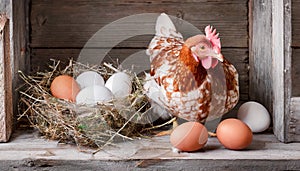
[18,59,171,151]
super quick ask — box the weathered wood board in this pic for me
[0,130,299,170]
[292,0,300,138]
[271,0,300,142]
[273,0,295,143]
[292,48,300,96]
[0,0,28,142]
[249,0,273,113]
[292,1,300,98]
[0,13,13,142]
[292,0,300,47]
[30,0,248,48]
[290,97,300,142]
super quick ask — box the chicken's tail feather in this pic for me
[155,13,182,38]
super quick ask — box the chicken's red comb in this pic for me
[205,25,221,53]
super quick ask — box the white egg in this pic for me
[76,85,113,105]
[76,71,104,89]
[105,72,132,98]
[237,101,271,133]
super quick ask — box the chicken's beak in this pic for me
[215,53,224,62]
[208,50,224,62]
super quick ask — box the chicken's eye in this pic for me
[200,46,206,50]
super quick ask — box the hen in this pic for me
[144,13,239,124]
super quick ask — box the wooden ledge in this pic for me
[0,130,299,170]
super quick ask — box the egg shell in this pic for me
[50,75,80,102]
[170,122,208,152]
[76,71,105,89]
[237,101,271,133]
[105,72,132,98]
[76,85,114,105]
[216,118,253,150]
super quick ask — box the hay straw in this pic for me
[18,59,169,152]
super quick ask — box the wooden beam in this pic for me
[11,0,30,126]
[272,0,293,142]
[249,0,273,114]
[0,0,28,142]
[0,14,13,142]
[272,0,285,143]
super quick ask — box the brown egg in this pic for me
[216,118,253,150]
[170,122,208,152]
[50,75,80,102]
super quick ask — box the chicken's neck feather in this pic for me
[179,45,208,87]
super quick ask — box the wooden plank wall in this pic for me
[290,0,300,142]
[292,0,300,97]
[290,97,300,142]
[30,0,249,102]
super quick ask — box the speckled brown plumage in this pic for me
[144,13,239,123]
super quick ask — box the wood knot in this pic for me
[36,14,47,26]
